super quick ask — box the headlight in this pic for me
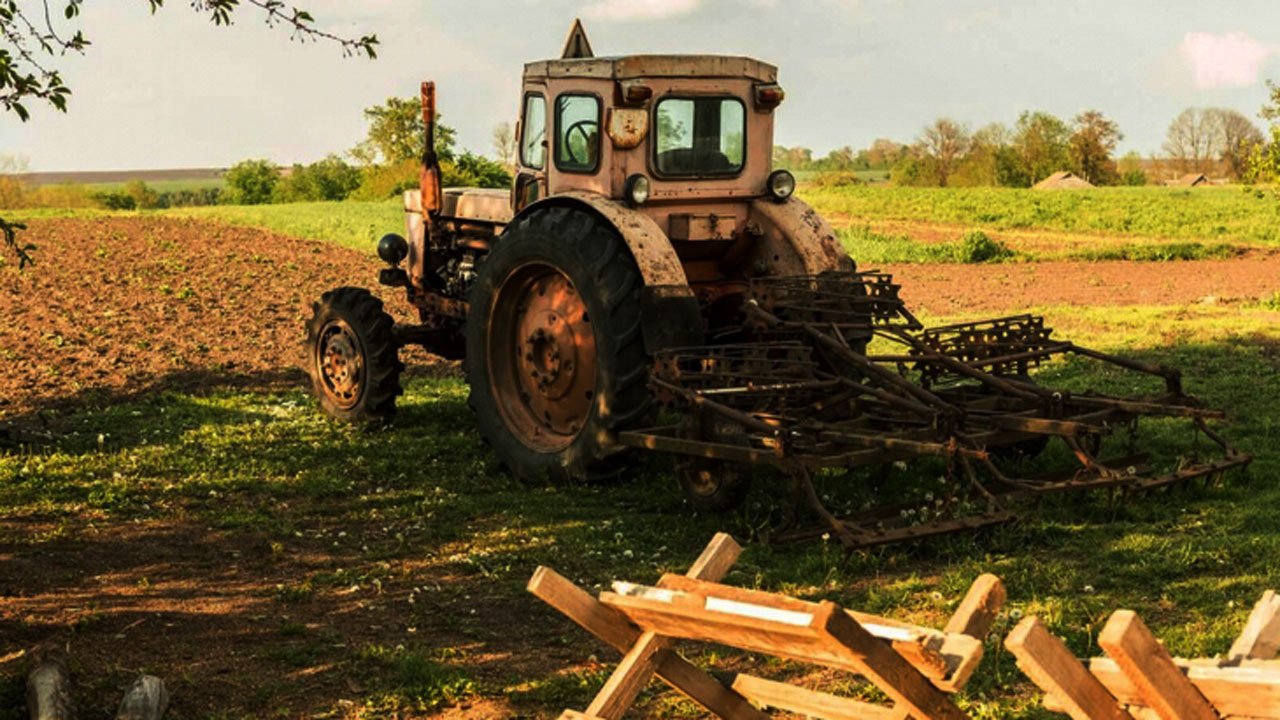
[625,174,651,207]
[767,170,796,202]
[377,233,409,265]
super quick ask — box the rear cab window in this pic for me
[654,97,746,177]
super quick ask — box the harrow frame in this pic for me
[620,272,1250,549]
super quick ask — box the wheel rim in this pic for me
[684,463,724,497]
[316,320,365,410]
[488,262,597,452]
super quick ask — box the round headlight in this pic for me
[377,233,409,265]
[767,170,796,202]
[624,173,650,207]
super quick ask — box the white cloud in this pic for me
[1179,31,1275,90]
[582,0,703,21]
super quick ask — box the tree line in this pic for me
[776,105,1271,188]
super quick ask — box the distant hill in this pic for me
[16,168,226,186]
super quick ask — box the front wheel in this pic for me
[307,287,403,423]
[465,207,652,482]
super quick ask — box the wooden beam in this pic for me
[729,672,897,720]
[1228,590,1280,661]
[1004,616,1133,720]
[816,601,968,720]
[1080,657,1280,719]
[944,574,1006,641]
[1097,610,1216,720]
[654,574,983,691]
[529,567,767,719]
[579,533,744,719]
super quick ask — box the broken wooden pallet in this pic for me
[529,532,1006,719]
[1007,589,1280,720]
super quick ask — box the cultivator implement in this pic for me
[620,271,1251,549]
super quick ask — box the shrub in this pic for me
[93,190,135,210]
[810,171,863,189]
[276,155,362,202]
[954,230,1013,263]
[223,159,280,205]
[124,180,163,209]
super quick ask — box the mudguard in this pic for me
[506,192,704,352]
[748,197,856,276]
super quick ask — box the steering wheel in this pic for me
[564,120,599,166]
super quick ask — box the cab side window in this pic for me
[555,94,601,173]
[520,94,547,170]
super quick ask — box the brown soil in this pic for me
[0,216,439,422]
[883,255,1280,316]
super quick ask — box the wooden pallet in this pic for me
[528,533,1006,719]
[1007,590,1280,720]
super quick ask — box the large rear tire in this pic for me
[465,207,652,482]
[307,287,403,423]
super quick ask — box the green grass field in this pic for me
[79,178,226,194]
[2,300,1277,718]
[166,200,401,251]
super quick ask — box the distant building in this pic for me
[1167,173,1209,187]
[1033,171,1094,190]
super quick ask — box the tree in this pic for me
[1117,151,1148,186]
[276,155,361,202]
[865,139,905,170]
[917,118,970,186]
[1,0,377,266]
[1068,110,1122,185]
[223,159,280,205]
[351,97,457,165]
[492,122,517,170]
[771,146,813,171]
[952,123,1021,187]
[1207,108,1264,180]
[1011,111,1070,185]
[1164,108,1219,174]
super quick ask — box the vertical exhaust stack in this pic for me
[419,81,443,217]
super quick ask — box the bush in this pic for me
[350,158,420,201]
[954,230,1013,263]
[276,155,362,202]
[124,180,163,209]
[93,190,135,210]
[224,159,280,205]
[810,171,863,189]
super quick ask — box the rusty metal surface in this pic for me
[633,271,1251,549]
[606,107,648,149]
[748,198,854,276]
[524,55,778,82]
[419,81,443,217]
[515,191,692,291]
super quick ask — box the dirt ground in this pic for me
[0,217,433,422]
[884,253,1280,315]
[2,216,1278,718]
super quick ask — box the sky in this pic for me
[3,0,1280,172]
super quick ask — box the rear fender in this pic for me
[506,192,703,352]
[747,197,855,275]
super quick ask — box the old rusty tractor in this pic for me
[307,22,1250,547]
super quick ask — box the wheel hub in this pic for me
[317,322,363,408]
[489,264,597,451]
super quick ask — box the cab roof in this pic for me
[523,55,778,83]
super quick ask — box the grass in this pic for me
[164,200,402,251]
[2,301,1278,717]
[79,178,225,194]
[804,185,1280,245]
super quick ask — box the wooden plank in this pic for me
[1081,657,1280,719]
[729,672,897,720]
[528,567,767,720]
[816,601,968,720]
[585,631,665,719]
[1228,590,1280,661]
[944,574,1006,641]
[656,574,980,691]
[1096,610,1216,720]
[579,533,745,719]
[1004,616,1133,720]
[559,712,604,720]
[117,675,170,720]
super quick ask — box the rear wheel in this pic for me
[465,207,652,482]
[307,287,403,423]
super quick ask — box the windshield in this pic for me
[654,97,746,177]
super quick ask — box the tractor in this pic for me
[307,22,1248,547]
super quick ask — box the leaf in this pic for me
[13,102,27,121]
